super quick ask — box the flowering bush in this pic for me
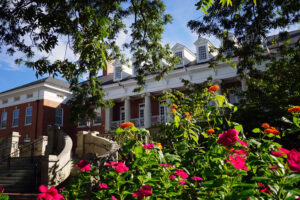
[58,88,300,200]
[0,188,8,200]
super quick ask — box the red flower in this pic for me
[171,108,176,113]
[218,129,247,147]
[226,155,249,171]
[142,143,154,149]
[37,185,65,200]
[59,187,65,192]
[106,161,129,173]
[120,122,134,129]
[271,147,290,157]
[264,127,280,135]
[132,185,152,200]
[99,183,109,190]
[232,149,248,157]
[186,115,192,119]
[287,149,300,173]
[0,188,4,193]
[208,85,220,92]
[175,169,189,179]
[171,104,178,109]
[111,196,118,200]
[76,160,91,172]
[177,180,187,185]
[184,112,190,116]
[288,106,300,113]
[261,123,270,128]
[191,176,203,181]
[258,183,271,194]
[206,129,215,135]
[270,166,280,171]
[159,164,173,168]
[169,175,176,180]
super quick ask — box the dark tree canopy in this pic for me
[0,0,179,122]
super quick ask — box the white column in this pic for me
[124,97,131,122]
[241,78,247,91]
[144,93,151,128]
[105,106,112,132]
[166,98,172,123]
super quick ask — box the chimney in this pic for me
[103,60,114,76]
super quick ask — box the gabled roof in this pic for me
[171,43,196,58]
[0,77,70,95]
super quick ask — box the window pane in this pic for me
[55,107,63,126]
[175,52,183,64]
[25,107,32,125]
[12,110,19,127]
[1,112,7,128]
[115,67,121,79]
[93,108,101,125]
[26,107,32,116]
[198,46,207,60]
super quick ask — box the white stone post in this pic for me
[241,78,247,91]
[75,131,89,157]
[124,96,131,122]
[8,132,20,157]
[166,98,172,123]
[105,106,112,132]
[144,93,152,128]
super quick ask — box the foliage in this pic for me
[188,0,300,143]
[0,194,9,200]
[60,88,300,200]
[0,0,179,122]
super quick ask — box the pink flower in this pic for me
[111,196,118,200]
[191,176,203,181]
[159,164,173,168]
[132,185,152,200]
[0,188,4,193]
[270,166,280,171]
[287,149,300,173]
[258,183,271,194]
[272,147,290,157]
[76,160,91,172]
[177,180,187,185]
[169,175,176,180]
[232,149,248,157]
[142,143,154,149]
[218,129,247,147]
[106,161,129,173]
[59,187,65,192]
[226,155,249,171]
[37,185,65,200]
[99,183,109,190]
[175,169,189,179]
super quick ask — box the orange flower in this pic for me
[171,104,178,109]
[206,129,215,135]
[264,127,280,135]
[171,108,176,113]
[184,112,190,116]
[120,122,134,129]
[208,85,220,92]
[156,143,163,150]
[261,123,270,129]
[288,106,300,113]
[186,115,192,120]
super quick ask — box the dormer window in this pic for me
[114,66,122,80]
[198,45,207,61]
[175,51,183,64]
[133,65,138,77]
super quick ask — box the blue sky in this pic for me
[0,0,298,92]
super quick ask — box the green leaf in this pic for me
[252,128,261,133]
[234,124,243,133]
[135,146,143,158]
[285,174,300,184]
[251,176,271,181]
[174,115,180,128]
[201,6,208,15]
[115,128,124,134]
[215,95,225,107]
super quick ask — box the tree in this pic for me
[188,0,300,141]
[0,0,179,122]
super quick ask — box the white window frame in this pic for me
[25,107,33,125]
[1,112,7,129]
[114,66,122,81]
[139,103,145,127]
[12,109,19,127]
[198,45,207,61]
[55,107,64,126]
[175,51,183,65]
[120,106,125,123]
[93,108,102,126]
[159,103,167,123]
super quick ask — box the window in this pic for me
[139,104,145,127]
[175,52,183,64]
[27,93,33,98]
[78,118,86,127]
[12,109,19,127]
[25,107,32,125]
[2,99,8,104]
[159,104,167,123]
[55,107,63,126]
[1,112,7,129]
[93,108,101,125]
[133,65,138,77]
[115,66,122,80]
[14,96,20,102]
[120,106,125,123]
[198,45,207,61]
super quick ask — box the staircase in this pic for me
[0,157,41,193]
